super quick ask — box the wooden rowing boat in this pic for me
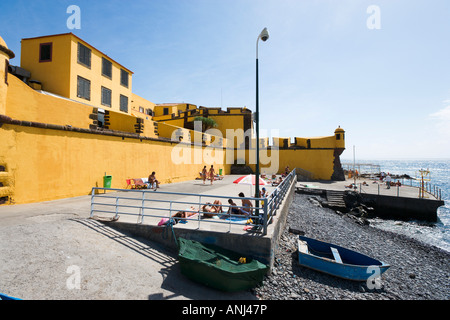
[297,236,390,281]
[178,238,268,292]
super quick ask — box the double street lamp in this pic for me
[255,27,269,202]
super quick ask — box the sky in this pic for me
[1,0,450,160]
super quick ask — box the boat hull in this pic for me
[178,238,268,292]
[297,236,390,281]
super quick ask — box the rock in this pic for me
[251,193,450,301]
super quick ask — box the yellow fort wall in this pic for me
[0,123,231,205]
[5,75,94,128]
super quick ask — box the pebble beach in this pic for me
[253,193,450,300]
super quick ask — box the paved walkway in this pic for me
[0,175,281,300]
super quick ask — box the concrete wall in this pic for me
[360,193,443,222]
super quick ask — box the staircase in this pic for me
[326,190,346,209]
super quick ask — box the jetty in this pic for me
[296,178,445,222]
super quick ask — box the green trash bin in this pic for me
[103,175,112,188]
[219,168,223,176]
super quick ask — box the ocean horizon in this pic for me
[340,159,450,253]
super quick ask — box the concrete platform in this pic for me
[296,178,445,221]
[92,175,296,268]
[0,174,295,300]
[297,177,441,200]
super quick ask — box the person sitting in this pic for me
[396,180,402,186]
[227,199,243,216]
[211,200,223,213]
[147,171,160,190]
[282,166,290,177]
[272,177,283,186]
[260,187,268,197]
[200,200,223,218]
[238,192,253,216]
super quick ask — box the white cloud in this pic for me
[429,104,450,121]
[428,102,450,148]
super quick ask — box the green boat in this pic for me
[177,238,268,292]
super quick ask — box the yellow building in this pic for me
[1,33,345,206]
[20,33,134,115]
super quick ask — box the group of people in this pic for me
[380,172,401,189]
[201,165,219,185]
[170,190,267,222]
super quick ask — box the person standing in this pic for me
[385,173,392,189]
[209,165,215,185]
[201,166,207,184]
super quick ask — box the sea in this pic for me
[342,159,450,253]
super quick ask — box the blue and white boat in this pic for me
[297,236,390,281]
[0,292,21,300]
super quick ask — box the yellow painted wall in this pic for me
[131,93,156,117]
[0,51,8,115]
[209,114,247,138]
[105,109,140,133]
[6,75,94,128]
[157,122,228,148]
[242,148,336,180]
[0,123,231,205]
[68,34,133,114]
[20,33,133,115]
[141,118,158,139]
[20,34,72,98]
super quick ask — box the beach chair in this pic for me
[126,179,132,189]
[133,178,147,189]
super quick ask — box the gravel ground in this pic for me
[253,193,450,300]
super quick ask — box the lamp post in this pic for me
[255,27,269,204]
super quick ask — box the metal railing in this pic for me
[90,169,296,235]
[265,168,296,228]
[356,178,443,200]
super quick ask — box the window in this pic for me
[77,76,91,100]
[102,57,112,79]
[163,108,169,115]
[139,106,144,113]
[101,86,112,107]
[120,95,128,113]
[39,43,52,62]
[77,42,91,68]
[120,69,129,87]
